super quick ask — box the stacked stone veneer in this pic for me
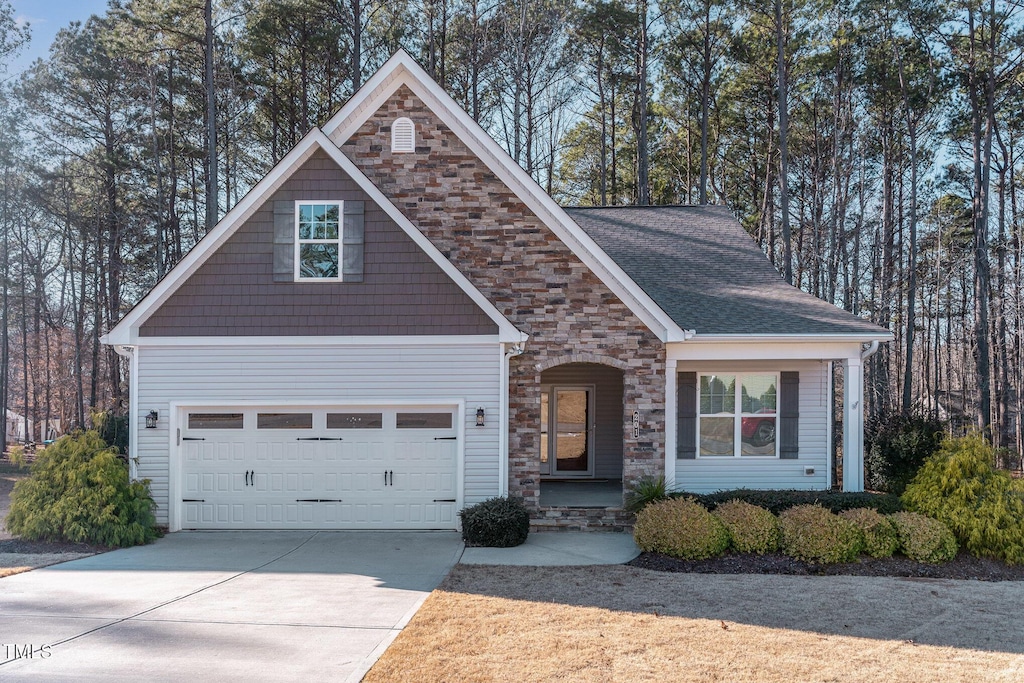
[341,86,665,517]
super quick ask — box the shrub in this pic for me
[459,496,530,547]
[5,431,157,547]
[865,411,945,494]
[712,500,780,554]
[901,435,1024,565]
[778,504,863,564]
[633,497,730,560]
[695,489,902,516]
[889,511,958,563]
[840,508,898,558]
[624,475,674,513]
[7,444,30,470]
[92,410,129,455]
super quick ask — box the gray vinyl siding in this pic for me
[540,363,624,479]
[674,361,829,493]
[135,343,501,525]
[139,149,497,337]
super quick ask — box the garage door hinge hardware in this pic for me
[434,436,457,441]
[182,437,206,441]
[433,499,456,503]
[296,437,343,441]
[183,499,205,503]
[296,499,344,503]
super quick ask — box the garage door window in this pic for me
[327,412,383,429]
[257,413,313,429]
[396,412,453,429]
[188,413,243,429]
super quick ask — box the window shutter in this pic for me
[779,371,800,459]
[273,201,294,282]
[342,201,364,282]
[677,372,697,459]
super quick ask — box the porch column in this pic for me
[842,355,865,492]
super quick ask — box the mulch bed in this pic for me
[0,538,109,555]
[628,550,1024,582]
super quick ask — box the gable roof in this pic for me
[104,128,523,345]
[565,205,891,339]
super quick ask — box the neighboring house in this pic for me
[103,51,891,532]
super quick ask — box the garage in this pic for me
[175,405,460,530]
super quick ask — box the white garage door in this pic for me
[178,406,459,530]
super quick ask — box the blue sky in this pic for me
[8,0,112,74]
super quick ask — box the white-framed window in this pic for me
[295,201,342,280]
[698,373,778,457]
[391,117,415,153]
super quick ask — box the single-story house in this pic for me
[103,51,891,532]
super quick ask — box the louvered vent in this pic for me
[391,117,415,153]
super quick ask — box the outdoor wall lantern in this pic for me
[476,407,485,427]
[145,410,159,429]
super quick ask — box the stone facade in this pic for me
[341,86,666,514]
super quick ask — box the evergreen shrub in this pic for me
[712,500,780,554]
[633,497,730,560]
[889,511,958,563]
[865,411,945,494]
[459,496,530,547]
[839,507,898,558]
[778,504,863,564]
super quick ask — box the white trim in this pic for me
[689,333,893,343]
[826,360,834,491]
[104,128,522,345]
[122,335,504,347]
[322,50,688,343]
[664,358,677,487]
[294,199,344,282]
[113,345,140,481]
[668,340,868,362]
[842,356,866,492]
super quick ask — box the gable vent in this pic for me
[391,117,415,153]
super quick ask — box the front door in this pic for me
[540,386,595,477]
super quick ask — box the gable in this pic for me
[139,149,498,337]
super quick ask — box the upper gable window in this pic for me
[295,201,342,280]
[391,117,415,153]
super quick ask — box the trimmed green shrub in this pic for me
[712,500,780,554]
[901,435,1024,564]
[633,497,730,560]
[5,431,157,547]
[778,504,863,564]
[840,508,898,558]
[865,411,945,494]
[624,475,674,513]
[459,496,530,547]
[889,511,958,563]
[695,489,902,516]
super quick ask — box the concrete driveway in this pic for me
[0,531,463,682]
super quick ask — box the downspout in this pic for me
[499,332,528,497]
[112,344,139,481]
[860,340,880,360]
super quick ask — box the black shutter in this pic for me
[677,372,697,459]
[273,201,294,282]
[342,201,365,282]
[779,371,799,459]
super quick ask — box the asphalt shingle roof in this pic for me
[564,205,888,337]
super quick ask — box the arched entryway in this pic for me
[538,362,624,508]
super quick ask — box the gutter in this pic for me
[498,332,529,497]
[860,340,880,361]
[112,345,139,482]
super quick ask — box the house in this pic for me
[103,51,891,532]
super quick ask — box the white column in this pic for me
[664,358,677,488]
[842,356,865,492]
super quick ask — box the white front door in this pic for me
[178,406,459,529]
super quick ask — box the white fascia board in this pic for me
[668,339,868,362]
[322,50,685,343]
[689,333,894,343]
[307,129,522,343]
[130,334,502,347]
[105,130,328,345]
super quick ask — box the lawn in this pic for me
[364,564,1024,683]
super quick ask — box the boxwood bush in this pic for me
[778,504,863,564]
[901,435,1024,564]
[633,497,730,560]
[5,431,157,547]
[712,500,780,554]
[889,511,958,563]
[695,489,902,516]
[459,496,530,547]
[840,508,898,558]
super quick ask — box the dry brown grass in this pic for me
[0,552,94,578]
[364,565,1024,683]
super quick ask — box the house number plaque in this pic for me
[632,410,640,438]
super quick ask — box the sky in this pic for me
[7,0,112,75]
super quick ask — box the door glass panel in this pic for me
[555,390,589,472]
[540,392,549,466]
[257,413,313,429]
[188,413,243,429]
[396,412,453,429]
[326,412,383,429]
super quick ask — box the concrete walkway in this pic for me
[461,531,640,566]
[0,531,462,682]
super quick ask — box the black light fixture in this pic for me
[145,410,159,429]
[475,407,485,427]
